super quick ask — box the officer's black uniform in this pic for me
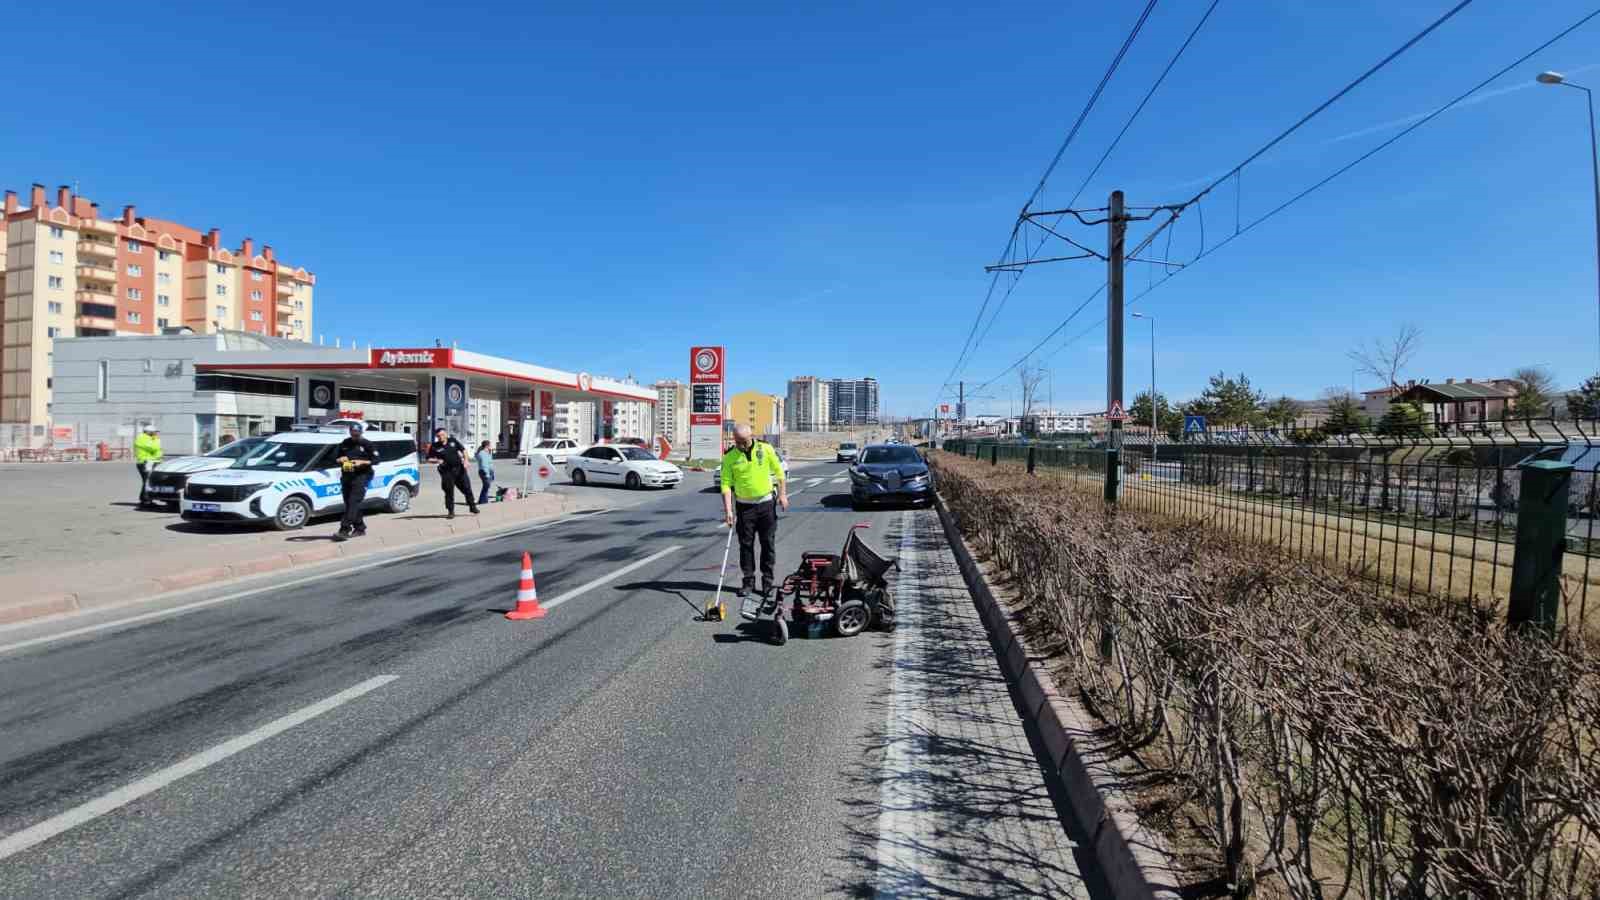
[336,434,378,536]
[428,434,478,517]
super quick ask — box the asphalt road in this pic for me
[0,462,1086,898]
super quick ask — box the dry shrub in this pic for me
[931,451,1600,900]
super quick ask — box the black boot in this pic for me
[736,581,754,598]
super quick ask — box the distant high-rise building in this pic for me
[729,390,784,436]
[828,377,879,426]
[2,182,316,429]
[653,379,689,446]
[553,402,595,443]
[786,376,830,431]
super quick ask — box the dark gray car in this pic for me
[849,444,932,509]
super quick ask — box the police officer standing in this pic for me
[334,422,377,540]
[720,424,788,597]
[427,427,479,518]
[133,424,162,507]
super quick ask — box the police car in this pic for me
[180,430,420,530]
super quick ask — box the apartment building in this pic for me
[728,390,783,436]
[828,377,880,426]
[654,379,690,447]
[610,399,652,440]
[786,375,831,431]
[1,183,315,431]
[553,401,596,443]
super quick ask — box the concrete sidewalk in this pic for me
[0,461,614,626]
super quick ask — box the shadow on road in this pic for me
[613,579,721,618]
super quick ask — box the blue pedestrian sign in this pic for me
[1183,415,1207,435]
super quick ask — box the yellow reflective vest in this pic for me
[134,432,163,464]
[720,441,784,501]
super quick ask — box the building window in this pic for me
[127,311,142,324]
[157,293,171,307]
[47,276,63,289]
[48,250,64,264]
[214,263,227,275]
[157,272,170,285]
[250,289,262,301]
[47,301,62,314]
[294,300,305,310]
[214,305,227,320]
[215,284,227,296]
[293,319,303,329]
[46,326,60,338]
[127,264,143,277]
[158,250,171,262]
[157,317,169,329]
[97,360,109,400]
[127,288,142,300]
[250,270,263,282]
[249,310,263,322]
[49,226,65,239]
[127,239,141,253]
[195,373,294,397]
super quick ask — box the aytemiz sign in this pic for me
[689,346,724,427]
[371,348,451,368]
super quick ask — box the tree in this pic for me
[1567,373,1600,421]
[1377,400,1432,437]
[1261,395,1305,429]
[1129,390,1184,438]
[1186,371,1267,427]
[1321,388,1371,436]
[1510,365,1556,419]
[1348,323,1422,389]
[1017,359,1046,419]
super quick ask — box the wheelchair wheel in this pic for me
[834,600,870,638]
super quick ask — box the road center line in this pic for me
[0,674,399,862]
[540,545,682,611]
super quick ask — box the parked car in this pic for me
[612,436,650,448]
[568,445,682,489]
[525,438,583,465]
[144,435,270,509]
[836,441,860,463]
[180,430,419,530]
[713,447,789,489]
[850,444,932,509]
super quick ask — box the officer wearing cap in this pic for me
[133,423,163,507]
[720,423,788,597]
[334,422,378,540]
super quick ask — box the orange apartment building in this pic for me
[1,183,315,430]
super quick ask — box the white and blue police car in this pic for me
[180,430,420,530]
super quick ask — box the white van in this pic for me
[180,430,420,530]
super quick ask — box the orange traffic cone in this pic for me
[505,551,547,620]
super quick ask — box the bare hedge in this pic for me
[931,452,1600,900]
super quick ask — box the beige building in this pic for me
[654,379,690,447]
[785,375,830,431]
[1,183,315,432]
[729,390,784,437]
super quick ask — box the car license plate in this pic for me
[152,485,177,494]
[190,502,221,512]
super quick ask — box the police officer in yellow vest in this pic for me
[720,424,788,597]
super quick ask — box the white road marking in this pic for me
[0,674,399,862]
[806,477,824,487]
[877,510,930,890]
[831,476,848,484]
[539,545,682,611]
[0,510,609,655]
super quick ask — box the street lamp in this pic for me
[1132,312,1155,447]
[1537,70,1600,369]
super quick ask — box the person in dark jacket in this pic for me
[427,427,479,518]
[334,422,378,540]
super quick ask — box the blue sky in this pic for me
[7,1,1600,417]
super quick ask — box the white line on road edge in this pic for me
[876,509,931,893]
[0,510,609,656]
[806,477,824,487]
[0,674,399,862]
[540,545,683,611]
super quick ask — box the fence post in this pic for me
[1104,446,1121,503]
[1507,459,1573,636]
[990,444,998,466]
[1026,445,1036,475]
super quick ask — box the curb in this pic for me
[932,491,1180,900]
[0,497,587,630]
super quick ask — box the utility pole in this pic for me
[958,381,964,441]
[1105,190,1126,503]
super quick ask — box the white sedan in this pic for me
[568,445,683,489]
[525,438,583,465]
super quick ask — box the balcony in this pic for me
[275,280,293,297]
[75,288,114,305]
[276,300,293,315]
[79,218,117,237]
[76,263,116,283]
[76,239,116,261]
[75,312,115,331]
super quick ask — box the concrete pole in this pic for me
[1105,190,1126,503]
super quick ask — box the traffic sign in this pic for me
[1184,414,1207,434]
[1105,400,1128,422]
